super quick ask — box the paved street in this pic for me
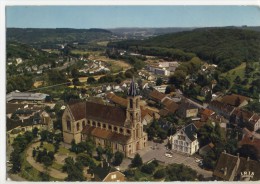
[122,140,212,178]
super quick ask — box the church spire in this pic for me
[128,77,139,97]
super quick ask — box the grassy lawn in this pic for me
[221,62,246,84]
[96,41,109,46]
[51,162,63,171]
[43,142,55,152]
[107,61,123,73]
[58,146,71,154]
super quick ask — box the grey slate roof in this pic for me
[183,123,198,142]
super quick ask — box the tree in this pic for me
[156,77,163,86]
[39,172,50,181]
[205,91,212,103]
[154,169,166,179]
[96,146,104,161]
[87,76,96,84]
[113,151,124,166]
[63,157,85,181]
[165,85,175,94]
[76,153,96,169]
[105,147,114,163]
[32,127,39,138]
[141,163,156,174]
[42,156,53,168]
[131,153,143,167]
[71,67,80,78]
[165,163,197,181]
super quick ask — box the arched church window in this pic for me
[93,121,96,126]
[130,99,133,108]
[120,128,124,133]
[114,126,118,131]
[82,120,86,127]
[127,129,131,134]
[103,124,106,128]
[77,122,80,131]
[87,120,90,125]
[108,125,112,130]
[66,116,71,131]
[130,113,133,121]
[97,122,101,127]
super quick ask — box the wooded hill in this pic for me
[7,28,112,49]
[108,28,260,72]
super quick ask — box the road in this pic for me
[123,140,212,178]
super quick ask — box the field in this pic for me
[221,62,260,88]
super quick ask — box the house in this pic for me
[159,98,179,117]
[230,109,260,132]
[177,100,198,118]
[218,94,250,108]
[168,123,199,155]
[213,151,260,181]
[87,161,126,181]
[208,100,235,119]
[239,128,260,160]
[62,79,148,157]
[200,108,215,122]
[153,85,168,93]
[149,90,167,103]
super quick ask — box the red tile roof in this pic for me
[106,92,127,107]
[68,101,126,126]
[82,125,130,145]
[220,94,250,107]
[149,90,167,102]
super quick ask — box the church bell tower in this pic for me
[126,78,141,127]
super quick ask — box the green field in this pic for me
[221,62,246,83]
[221,62,260,88]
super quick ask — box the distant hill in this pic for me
[108,26,260,37]
[7,28,112,48]
[108,28,260,71]
[108,27,195,36]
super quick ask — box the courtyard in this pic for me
[121,140,213,178]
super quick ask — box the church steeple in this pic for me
[128,77,139,97]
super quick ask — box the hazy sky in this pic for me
[6,6,260,28]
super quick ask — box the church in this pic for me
[62,79,147,157]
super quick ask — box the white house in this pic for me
[168,123,199,155]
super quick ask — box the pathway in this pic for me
[26,142,67,180]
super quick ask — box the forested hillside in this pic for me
[108,28,260,72]
[7,28,112,48]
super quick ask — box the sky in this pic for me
[6,6,260,28]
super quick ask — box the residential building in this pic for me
[7,91,49,103]
[62,79,147,157]
[90,161,126,181]
[213,151,260,181]
[177,100,198,118]
[168,123,199,155]
[218,94,250,108]
[208,100,235,119]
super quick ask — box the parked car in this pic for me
[165,153,173,158]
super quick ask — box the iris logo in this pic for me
[241,171,254,179]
